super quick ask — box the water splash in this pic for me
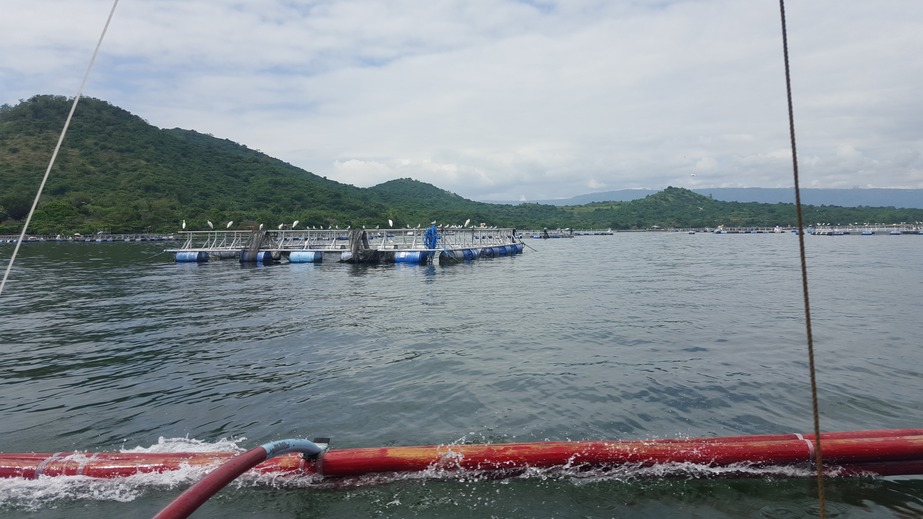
[0,436,243,511]
[120,435,247,454]
[0,435,866,512]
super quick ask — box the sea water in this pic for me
[1,233,922,518]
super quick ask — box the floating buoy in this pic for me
[439,248,479,263]
[394,251,427,264]
[239,251,273,264]
[174,251,208,263]
[288,251,322,263]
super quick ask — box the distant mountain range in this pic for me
[511,188,923,209]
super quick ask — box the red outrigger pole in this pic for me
[3,428,923,482]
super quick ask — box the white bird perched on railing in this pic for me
[207,220,213,229]
[226,221,233,229]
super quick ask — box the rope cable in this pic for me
[0,0,121,299]
[778,1,826,517]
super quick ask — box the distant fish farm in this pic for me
[165,224,525,265]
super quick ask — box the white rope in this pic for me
[795,433,816,460]
[0,0,120,298]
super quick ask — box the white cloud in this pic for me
[2,0,922,202]
[836,144,861,159]
[694,157,717,172]
[333,159,393,186]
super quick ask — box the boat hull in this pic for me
[4,429,923,480]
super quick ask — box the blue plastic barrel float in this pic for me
[439,248,479,263]
[239,251,274,264]
[288,251,322,263]
[175,251,208,263]
[394,251,427,264]
[438,250,459,264]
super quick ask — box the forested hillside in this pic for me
[2,96,922,234]
[0,95,396,233]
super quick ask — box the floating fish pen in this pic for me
[166,225,524,265]
[530,227,575,239]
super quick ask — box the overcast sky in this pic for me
[2,1,921,201]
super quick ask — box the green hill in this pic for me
[2,95,922,234]
[0,95,560,234]
[1,95,398,233]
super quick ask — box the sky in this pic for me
[2,1,921,202]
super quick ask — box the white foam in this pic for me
[1,437,246,511]
[119,435,247,454]
[0,461,208,511]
